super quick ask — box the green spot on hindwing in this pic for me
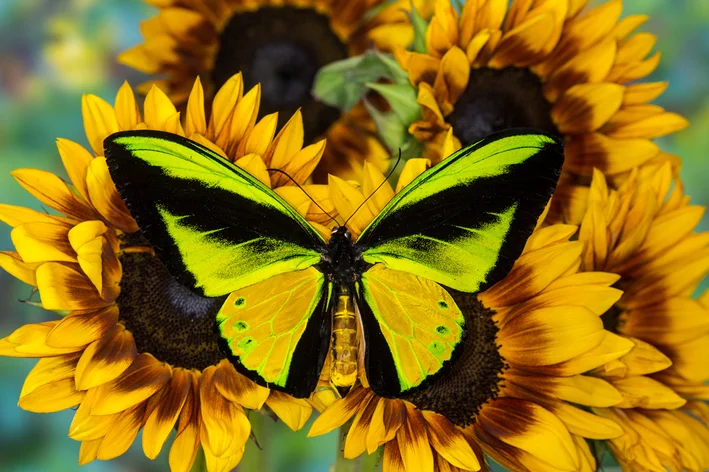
[233,320,249,332]
[437,300,449,309]
[436,325,449,335]
[237,337,256,354]
[429,340,445,355]
[234,297,246,307]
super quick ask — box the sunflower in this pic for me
[561,166,709,471]
[307,161,637,471]
[0,74,324,471]
[386,0,688,191]
[118,0,429,182]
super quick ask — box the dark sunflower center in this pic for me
[448,67,558,145]
[601,304,625,334]
[402,292,505,426]
[116,247,226,370]
[213,6,348,144]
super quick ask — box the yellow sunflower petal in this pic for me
[425,0,459,58]
[518,373,623,407]
[356,165,392,223]
[11,168,95,221]
[91,353,170,415]
[434,46,469,114]
[74,324,137,390]
[56,138,94,202]
[114,81,140,131]
[69,388,121,441]
[328,174,372,237]
[478,398,579,471]
[86,157,139,232]
[212,360,269,410]
[20,353,79,398]
[500,305,604,366]
[482,242,583,309]
[0,251,41,286]
[264,109,305,169]
[18,376,85,413]
[68,220,109,293]
[552,83,624,134]
[78,438,103,466]
[235,153,271,187]
[279,139,326,187]
[422,410,480,470]
[242,112,278,158]
[97,404,146,460]
[537,331,634,377]
[47,305,119,349]
[82,94,120,155]
[143,368,191,459]
[605,111,689,139]
[36,262,104,311]
[309,387,370,437]
[199,366,251,459]
[490,13,556,69]
[11,221,74,263]
[169,376,201,472]
[543,40,617,102]
[612,376,686,409]
[396,158,431,192]
[226,84,262,155]
[185,77,207,137]
[344,394,377,459]
[0,203,62,227]
[365,398,407,454]
[0,322,80,358]
[266,391,313,431]
[609,337,672,378]
[623,81,668,105]
[398,406,434,472]
[544,399,624,439]
[143,85,179,131]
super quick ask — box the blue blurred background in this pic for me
[0,0,707,470]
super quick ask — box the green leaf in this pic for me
[409,0,429,54]
[313,51,411,112]
[363,99,421,160]
[365,82,420,125]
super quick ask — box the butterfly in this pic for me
[104,129,563,399]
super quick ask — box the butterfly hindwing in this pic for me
[217,267,332,398]
[356,264,465,397]
[105,130,326,297]
[357,130,564,294]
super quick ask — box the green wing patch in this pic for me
[105,130,326,297]
[357,130,564,294]
[356,264,465,396]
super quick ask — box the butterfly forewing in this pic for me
[357,130,564,294]
[105,130,326,298]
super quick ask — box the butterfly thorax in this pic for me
[321,226,364,286]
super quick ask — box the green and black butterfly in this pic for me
[104,129,563,399]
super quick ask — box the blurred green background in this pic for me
[0,0,707,470]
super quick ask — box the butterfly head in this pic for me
[331,226,352,241]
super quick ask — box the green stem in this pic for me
[190,448,207,472]
[332,424,363,472]
[240,411,271,472]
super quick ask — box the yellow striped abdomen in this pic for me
[330,289,358,390]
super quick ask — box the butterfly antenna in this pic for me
[266,168,339,225]
[343,149,402,227]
